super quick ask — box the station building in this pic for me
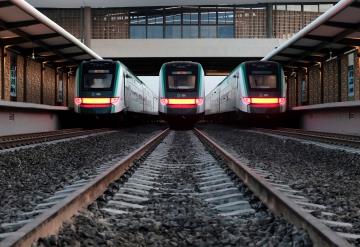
[0,0,359,135]
[28,0,337,74]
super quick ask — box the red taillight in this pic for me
[195,98,204,106]
[161,98,204,107]
[75,97,119,108]
[242,97,286,105]
[111,97,120,104]
[160,98,169,105]
[74,97,82,105]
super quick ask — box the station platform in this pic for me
[0,101,70,136]
[291,101,360,136]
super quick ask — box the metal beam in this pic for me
[280,53,325,62]
[324,21,359,30]
[21,43,76,56]
[0,20,40,31]
[0,1,12,8]
[0,33,60,45]
[41,52,86,62]
[288,21,360,65]
[0,19,79,63]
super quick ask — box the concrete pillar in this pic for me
[83,7,92,48]
[266,4,273,38]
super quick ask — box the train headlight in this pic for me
[279,98,286,105]
[195,98,204,106]
[160,98,169,106]
[111,97,120,104]
[241,97,251,105]
[74,97,82,105]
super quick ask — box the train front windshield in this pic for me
[83,63,115,90]
[246,63,279,90]
[166,65,198,91]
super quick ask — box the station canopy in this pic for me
[262,0,360,69]
[0,0,101,67]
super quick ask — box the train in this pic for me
[74,60,158,123]
[205,61,286,123]
[158,61,205,127]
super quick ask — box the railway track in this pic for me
[0,128,112,150]
[0,128,355,246]
[255,128,360,148]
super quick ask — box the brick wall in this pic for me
[43,66,56,105]
[323,58,338,103]
[3,51,10,101]
[235,8,266,38]
[67,74,75,108]
[340,55,348,102]
[355,52,360,100]
[297,69,308,105]
[63,72,68,106]
[287,75,297,108]
[16,56,25,102]
[26,59,41,104]
[308,65,321,105]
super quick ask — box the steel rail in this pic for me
[194,128,352,247]
[0,129,111,150]
[256,128,360,147]
[0,128,169,247]
[0,129,83,141]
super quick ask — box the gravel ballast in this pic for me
[36,131,311,247]
[198,123,360,245]
[0,125,164,226]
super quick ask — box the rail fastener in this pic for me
[0,128,169,247]
[193,128,352,247]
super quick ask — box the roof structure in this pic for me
[262,0,360,68]
[0,0,102,68]
[27,0,337,8]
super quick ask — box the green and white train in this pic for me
[158,61,205,126]
[74,60,158,119]
[205,61,286,121]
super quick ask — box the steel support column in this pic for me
[266,4,273,38]
[84,7,92,47]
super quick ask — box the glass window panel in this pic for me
[168,75,196,90]
[130,25,146,38]
[183,13,198,24]
[201,12,216,24]
[183,25,198,38]
[249,75,277,89]
[84,72,113,89]
[276,5,286,11]
[303,5,319,12]
[165,25,181,38]
[148,15,163,24]
[319,4,333,12]
[200,25,216,38]
[287,5,301,11]
[218,11,234,24]
[165,14,181,24]
[147,25,163,38]
[130,15,146,24]
[218,25,234,38]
